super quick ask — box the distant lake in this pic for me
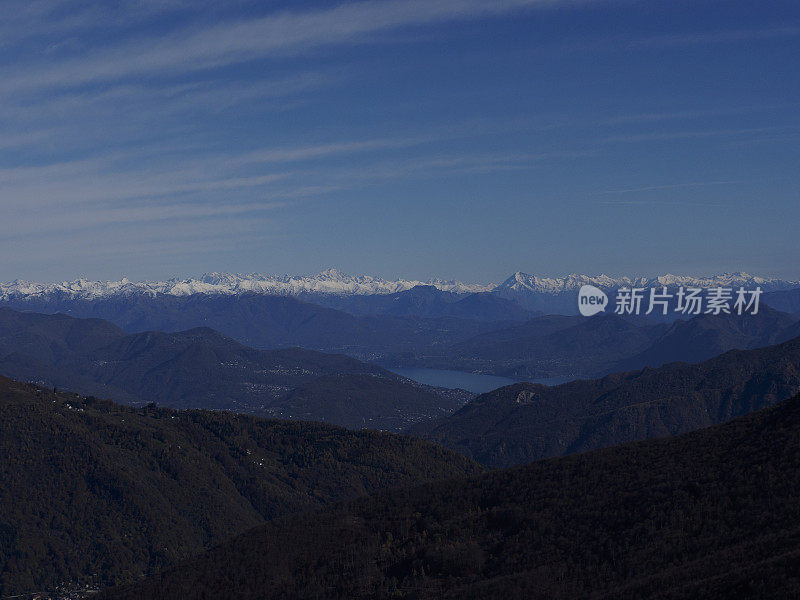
[389,367,572,394]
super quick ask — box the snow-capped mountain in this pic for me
[0,269,492,301]
[1,270,796,304]
[490,271,800,312]
[494,271,798,295]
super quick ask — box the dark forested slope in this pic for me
[0,377,480,596]
[104,392,800,600]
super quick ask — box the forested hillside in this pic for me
[0,377,480,596]
[104,392,800,600]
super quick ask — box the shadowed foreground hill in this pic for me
[104,393,800,600]
[0,377,480,596]
[413,335,800,467]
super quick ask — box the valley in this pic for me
[2,278,800,597]
[4,2,798,597]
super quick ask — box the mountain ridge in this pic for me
[0,307,471,430]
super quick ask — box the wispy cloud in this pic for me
[0,0,590,96]
[229,136,434,166]
[312,150,593,182]
[1,0,797,282]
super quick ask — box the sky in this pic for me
[1,0,798,285]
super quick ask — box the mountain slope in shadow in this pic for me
[0,376,480,595]
[103,392,800,599]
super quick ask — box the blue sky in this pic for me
[1,0,798,284]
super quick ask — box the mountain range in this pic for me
[0,269,491,300]
[3,270,797,299]
[3,304,800,424]
[2,284,798,383]
[102,390,800,599]
[313,284,538,321]
[0,307,380,408]
[3,270,799,318]
[391,306,800,379]
[492,271,800,312]
[0,307,472,430]
[0,292,507,358]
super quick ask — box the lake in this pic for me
[388,367,572,394]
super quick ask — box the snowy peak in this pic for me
[651,272,783,288]
[498,273,642,294]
